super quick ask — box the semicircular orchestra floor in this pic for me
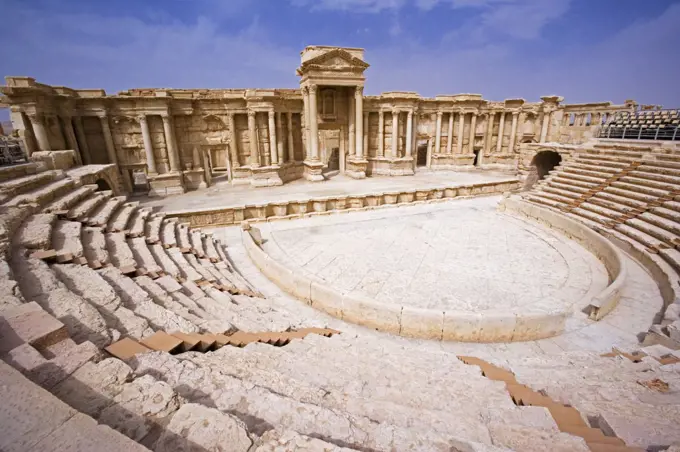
[265,196,608,314]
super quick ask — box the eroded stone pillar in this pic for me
[138,115,154,173]
[468,113,477,154]
[363,112,368,156]
[405,110,413,157]
[540,110,550,143]
[355,86,364,158]
[485,112,495,156]
[509,112,519,154]
[228,113,239,168]
[276,112,284,164]
[496,112,506,154]
[309,85,320,160]
[161,113,180,172]
[268,110,278,166]
[287,112,294,163]
[378,110,384,157]
[457,111,465,154]
[348,92,355,158]
[100,114,118,166]
[248,111,260,167]
[30,114,51,152]
[391,109,399,158]
[434,111,443,155]
[446,111,454,154]
[73,116,91,164]
[302,87,310,158]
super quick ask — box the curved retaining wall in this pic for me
[499,196,627,320]
[166,179,520,228]
[242,226,572,343]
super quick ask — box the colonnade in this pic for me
[429,110,521,156]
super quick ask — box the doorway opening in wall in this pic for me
[129,170,149,194]
[95,178,112,192]
[531,150,562,180]
[473,149,480,166]
[323,148,340,177]
[416,144,428,167]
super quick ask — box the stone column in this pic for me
[228,113,239,168]
[161,113,180,172]
[508,112,519,154]
[391,109,399,158]
[29,114,51,152]
[540,110,550,143]
[62,116,82,165]
[446,111,454,154]
[485,112,495,154]
[287,112,294,163]
[138,115,155,173]
[302,87,310,158]
[405,110,413,157]
[268,110,278,166]
[100,114,118,166]
[248,111,260,167]
[276,112,284,164]
[457,111,465,154]
[348,92,355,158]
[496,112,506,153]
[426,136,433,168]
[411,111,418,160]
[363,112,368,157]
[468,113,477,154]
[354,86,364,158]
[73,116,91,164]
[377,110,384,157]
[434,111,443,155]
[309,85,320,160]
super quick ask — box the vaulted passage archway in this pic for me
[95,178,112,192]
[532,150,562,180]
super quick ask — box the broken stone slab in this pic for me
[0,301,69,353]
[17,212,56,249]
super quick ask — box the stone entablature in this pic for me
[0,46,638,196]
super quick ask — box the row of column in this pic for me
[431,111,521,155]
[245,110,296,168]
[374,109,414,158]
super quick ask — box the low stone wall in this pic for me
[30,150,78,171]
[165,179,520,228]
[242,224,571,343]
[499,196,627,321]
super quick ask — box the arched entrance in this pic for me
[531,150,562,180]
[95,178,112,192]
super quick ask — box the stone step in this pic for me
[166,247,203,282]
[614,223,667,252]
[542,185,581,200]
[203,234,221,262]
[5,177,76,208]
[569,161,621,174]
[580,201,626,222]
[67,191,111,221]
[553,172,603,186]
[176,222,192,252]
[86,196,126,227]
[144,213,164,244]
[52,262,153,341]
[215,261,259,296]
[0,162,38,183]
[190,230,207,257]
[650,205,680,223]
[185,252,216,282]
[127,207,152,238]
[619,175,678,193]
[128,237,163,275]
[52,220,84,260]
[546,180,590,195]
[0,301,69,353]
[106,202,139,232]
[571,207,611,225]
[562,166,613,180]
[82,226,109,267]
[604,186,657,204]
[588,196,639,217]
[531,190,574,206]
[160,218,178,248]
[625,217,679,246]
[148,243,181,279]
[594,191,647,209]
[610,181,668,198]
[17,213,56,250]
[639,211,680,237]
[659,248,680,275]
[106,232,137,271]
[641,158,680,171]
[585,147,645,158]
[629,169,680,186]
[636,164,680,178]
[575,155,632,168]
[43,184,98,214]
[662,200,680,213]
[0,170,59,204]
[97,266,200,334]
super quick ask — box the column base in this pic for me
[368,157,414,176]
[303,160,325,182]
[148,171,186,197]
[345,158,368,179]
[251,165,283,187]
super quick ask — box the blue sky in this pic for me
[1,0,680,122]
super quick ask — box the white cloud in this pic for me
[291,0,407,13]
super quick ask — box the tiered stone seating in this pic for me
[602,108,680,141]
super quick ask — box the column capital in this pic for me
[512,111,520,117]
[436,110,443,117]
[160,112,171,120]
[96,112,109,120]
[137,114,147,124]
[268,110,275,119]
[247,110,256,118]
[227,111,235,118]
[308,84,318,95]
[27,113,45,124]
[391,108,399,115]
[355,86,364,96]
[407,110,413,117]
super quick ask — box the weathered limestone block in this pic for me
[128,237,163,273]
[487,424,589,452]
[82,226,109,266]
[87,196,126,227]
[149,243,181,278]
[106,232,137,269]
[17,213,56,249]
[52,219,84,258]
[43,184,97,214]
[67,191,110,220]
[161,219,178,247]
[0,302,69,353]
[107,201,139,232]
[253,429,355,452]
[154,403,252,452]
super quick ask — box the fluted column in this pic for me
[363,112,368,156]
[228,113,239,168]
[496,112,506,153]
[508,112,519,154]
[302,87,310,158]
[268,110,278,166]
[99,114,118,166]
[348,92,355,158]
[309,85,319,160]
[73,116,91,164]
[391,109,399,158]
[138,115,154,173]
[355,86,364,158]
[485,112,495,154]
[457,111,465,154]
[29,114,51,152]
[248,111,260,167]
[434,111,443,155]
[377,111,385,157]
[405,110,413,157]
[161,113,180,172]
[276,112,284,164]
[540,110,550,142]
[62,116,82,165]
[411,111,418,159]
[287,112,294,163]
[446,111,454,154]
[468,113,477,154]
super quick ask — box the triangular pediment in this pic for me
[299,48,369,73]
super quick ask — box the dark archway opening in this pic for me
[416,144,428,167]
[531,150,562,181]
[473,149,480,166]
[327,148,339,171]
[95,178,112,192]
